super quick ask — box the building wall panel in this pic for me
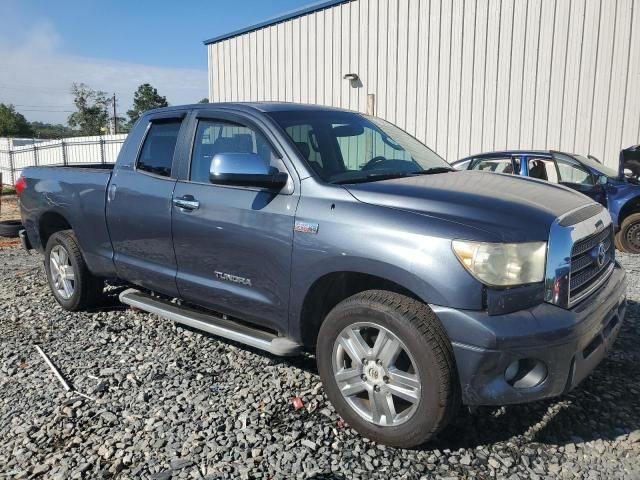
[208,0,640,168]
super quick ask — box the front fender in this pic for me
[288,185,484,340]
[606,183,640,227]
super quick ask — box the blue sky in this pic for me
[0,0,312,124]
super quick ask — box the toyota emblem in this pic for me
[596,242,606,267]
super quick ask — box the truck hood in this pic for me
[344,171,594,242]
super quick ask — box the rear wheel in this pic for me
[45,230,104,310]
[619,213,640,254]
[316,290,459,448]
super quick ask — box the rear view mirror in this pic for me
[332,123,364,137]
[209,153,288,190]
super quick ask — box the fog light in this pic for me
[504,359,547,389]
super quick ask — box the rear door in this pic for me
[170,110,299,333]
[106,112,188,296]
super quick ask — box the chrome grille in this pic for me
[569,225,614,305]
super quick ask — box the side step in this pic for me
[119,289,301,356]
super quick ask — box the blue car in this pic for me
[452,146,640,253]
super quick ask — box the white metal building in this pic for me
[205,0,640,168]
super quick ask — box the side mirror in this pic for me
[209,153,288,190]
[598,175,608,185]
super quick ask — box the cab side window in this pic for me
[528,158,559,183]
[453,159,471,170]
[556,158,593,185]
[190,120,278,183]
[472,157,516,174]
[137,120,182,177]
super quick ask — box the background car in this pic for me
[452,147,640,254]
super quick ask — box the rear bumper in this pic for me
[433,263,627,406]
[19,229,32,251]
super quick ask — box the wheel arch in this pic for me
[38,210,73,250]
[617,195,640,228]
[297,270,423,349]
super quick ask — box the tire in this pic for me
[316,290,459,448]
[0,220,22,238]
[619,213,640,254]
[44,230,104,311]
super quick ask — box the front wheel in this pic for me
[619,213,640,254]
[316,290,459,448]
[44,230,104,311]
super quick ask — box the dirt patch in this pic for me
[0,238,20,248]
[0,195,20,221]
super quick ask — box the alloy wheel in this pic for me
[331,322,421,427]
[49,245,75,300]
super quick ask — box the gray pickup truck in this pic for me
[17,103,627,447]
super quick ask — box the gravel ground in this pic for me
[0,194,20,221]
[1,245,639,479]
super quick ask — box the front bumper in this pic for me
[432,263,627,406]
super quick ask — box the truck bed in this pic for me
[19,165,117,277]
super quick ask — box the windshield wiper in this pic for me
[331,172,415,184]
[331,167,455,185]
[410,167,455,175]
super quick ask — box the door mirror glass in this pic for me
[598,174,608,185]
[209,153,288,190]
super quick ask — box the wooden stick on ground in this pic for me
[35,345,71,392]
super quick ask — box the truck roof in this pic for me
[146,102,352,116]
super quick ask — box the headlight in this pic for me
[452,240,547,287]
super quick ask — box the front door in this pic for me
[551,153,607,206]
[171,112,299,333]
[106,115,186,296]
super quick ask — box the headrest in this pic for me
[295,141,310,160]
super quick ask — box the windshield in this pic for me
[268,110,451,183]
[573,154,619,178]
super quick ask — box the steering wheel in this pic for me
[362,156,387,171]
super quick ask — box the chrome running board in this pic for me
[119,289,301,356]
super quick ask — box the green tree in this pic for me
[68,83,110,135]
[30,121,77,139]
[0,104,34,137]
[198,97,209,104]
[127,83,168,127]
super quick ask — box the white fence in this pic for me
[0,134,128,185]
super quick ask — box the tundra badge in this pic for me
[214,271,252,287]
[294,221,319,234]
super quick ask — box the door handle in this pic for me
[173,196,200,210]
